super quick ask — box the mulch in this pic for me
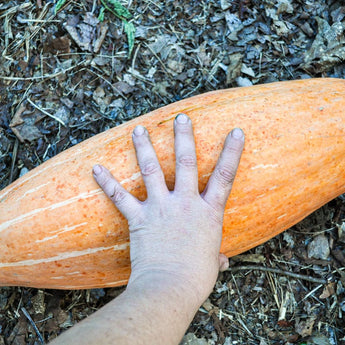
[0,1,344,344]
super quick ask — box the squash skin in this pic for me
[0,78,344,289]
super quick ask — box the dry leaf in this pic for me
[308,333,332,345]
[180,333,209,345]
[152,81,170,97]
[64,13,108,53]
[319,283,335,299]
[31,290,45,315]
[303,17,345,73]
[307,234,330,260]
[10,104,43,143]
[43,35,71,57]
[295,317,316,337]
[226,53,243,84]
[232,254,266,263]
[93,86,106,105]
[113,81,134,95]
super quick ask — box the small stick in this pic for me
[228,265,327,284]
[9,139,18,184]
[0,60,87,81]
[21,307,45,345]
[144,42,173,77]
[27,98,66,126]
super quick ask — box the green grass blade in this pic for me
[124,20,135,56]
[55,0,67,14]
[100,0,132,20]
[98,7,106,22]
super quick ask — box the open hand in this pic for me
[93,113,244,304]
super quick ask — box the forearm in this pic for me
[50,116,243,344]
[49,273,202,345]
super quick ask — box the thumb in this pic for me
[218,253,229,272]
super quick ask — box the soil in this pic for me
[0,0,345,344]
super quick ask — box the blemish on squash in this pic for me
[157,115,175,126]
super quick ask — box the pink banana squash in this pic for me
[0,78,344,289]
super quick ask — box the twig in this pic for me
[9,139,18,184]
[300,284,324,302]
[0,3,32,19]
[2,2,51,60]
[144,42,173,77]
[0,169,10,186]
[21,307,45,345]
[27,98,66,126]
[17,19,62,23]
[82,67,127,99]
[0,60,87,81]
[228,265,327,284]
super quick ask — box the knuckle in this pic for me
[224,143,242,156]
[177,125,191,135]
[177,154,197,168]
[128,211,145,231]
[215,166,237,186]
[110,185,127,204]
[140,160,160,176]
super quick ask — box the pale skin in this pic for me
[49,113,244,345]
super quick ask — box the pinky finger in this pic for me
[93,164,141,221]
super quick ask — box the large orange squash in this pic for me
[0,78,344,289]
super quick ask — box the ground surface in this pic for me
[0,0,345,344]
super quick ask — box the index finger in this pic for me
[201,128,244,211]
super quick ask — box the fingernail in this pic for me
[93,164,102,175]
[133,125,145,136]
[175,113,189,124]
[231,128,244,140]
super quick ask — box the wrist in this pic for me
[126,270,206,313]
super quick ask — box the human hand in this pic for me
[93,113,244,304]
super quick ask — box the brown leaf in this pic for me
[277,320,293,328]
[232,253,265,263]
[31,290,46,315]
[303,17,345,73]
[226,53,243,84]
[10,105,43,143]
[93,22,109,53]
[295,317,316,337]
[93,86,106,105]
[11,123,42,143]
[51,36,71,56]
[319,283,335,299]
[287,334,299,343]
[113,81,134,95]
[7,315,27,345]
[64,13,108,53]
[180,333,209,345]
[197,43,211,67]
[10,103,26,127]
